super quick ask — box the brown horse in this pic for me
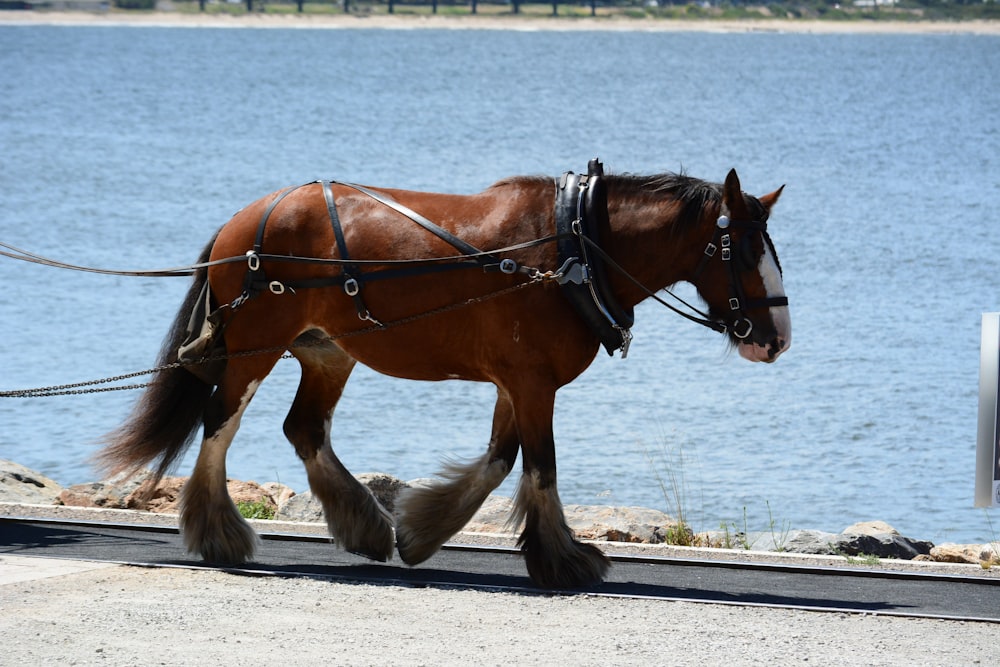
[99,162,789,588]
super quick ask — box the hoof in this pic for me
[181,503,260,565]
[328,493,396,563]
[522,537,610,589]
[343,519,395,563]
[395,523,439,566]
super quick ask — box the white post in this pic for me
[975,313,1000,508]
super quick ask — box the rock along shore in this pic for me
[3,458,998,567]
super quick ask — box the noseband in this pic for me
[693,213,789,340]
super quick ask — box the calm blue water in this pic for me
[1,25,998,545]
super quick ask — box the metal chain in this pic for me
[0,274,546,399]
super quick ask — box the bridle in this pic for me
[692,210,789,341]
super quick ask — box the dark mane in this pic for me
[606,172,722,232]
[489,172,722,233]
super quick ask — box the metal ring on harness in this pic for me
[732,318,754,339]
[499,258,518,275]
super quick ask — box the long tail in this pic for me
[96,230,221,485]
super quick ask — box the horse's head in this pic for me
[693,169,790,363]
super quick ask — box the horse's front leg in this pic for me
[285,343,394,562]
[510,388,610,589]
[396,390,520,566]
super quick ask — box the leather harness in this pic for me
[178,160,782,378]
[230,171,635,357]
[554,159,634,357]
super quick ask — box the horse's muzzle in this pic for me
[738,308,791,363]
[738,337,789,363]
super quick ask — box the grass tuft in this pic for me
[237,499,276,520]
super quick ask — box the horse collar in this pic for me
[555,159,634,358]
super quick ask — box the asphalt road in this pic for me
[2,517,997,622]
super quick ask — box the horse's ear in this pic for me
[722,168,749,219]
[759,185,785,212]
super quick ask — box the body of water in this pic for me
[1,24,998,544]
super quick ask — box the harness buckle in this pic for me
[618,327,633,360]
[344,277,360,297]
[729,297,741,311]
[269,281,288,295]
[704,242,717,258]
[732,318,753,340]
[499,258,518,275]
[556,260,590,286]
[246,251,261,272]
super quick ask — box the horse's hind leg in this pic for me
[509,387,610,589]
[180,353,283,564]
[396,391,519,566]
[284,340,394,562]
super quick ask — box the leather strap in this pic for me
[322,180,377,323]
[342,182,492,262]
[555,159,633,357]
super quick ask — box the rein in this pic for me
[1,273,548,398]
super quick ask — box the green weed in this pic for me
[237,499,276,520]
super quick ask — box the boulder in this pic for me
[465,501,679,543]
[275,491,324,523]
[465,495,516,533]
[124,475,186,512]
[0,459,64,505]
[274,474,408,523]
[261,482,296,507]
[356,473,409,513]
[843,520,899,536]
[565,505,677,543]
[929,542,1000,565]
[59,470,154,509]
[752,529,841,555]
[836,521,933,560]
[122,477,290,514]
[59,472,294,515]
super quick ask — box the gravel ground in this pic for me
[2,559,998,667]
[2,503,999,666]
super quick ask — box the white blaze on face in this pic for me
[738,242,791,363]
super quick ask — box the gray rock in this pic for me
[275,491,324,523]
[751,529,842,555]
[356,473,409,513]
[835,531,933,560]
[0,459,63,505]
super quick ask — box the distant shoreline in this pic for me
[1,9,998,34]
